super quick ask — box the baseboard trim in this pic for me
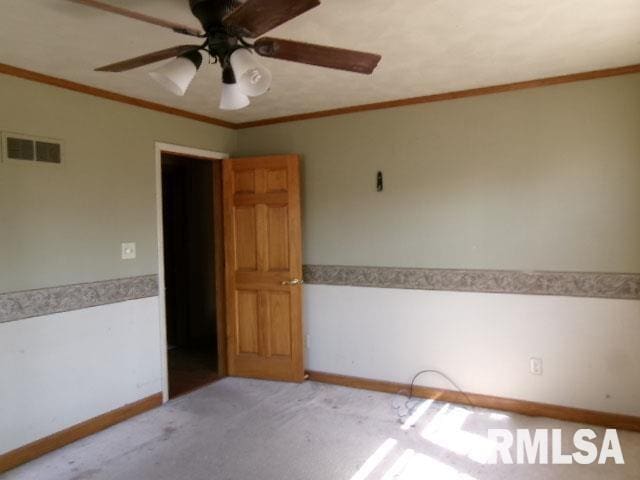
[307,371,640,432]
[0,393,162,473]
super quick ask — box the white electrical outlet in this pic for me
[121,242,136,260]
[530,357,543,375]
[305,334,311,349]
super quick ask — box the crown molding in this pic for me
[236,63,640,128]
[2,62,639,131]
[0,63,236,129]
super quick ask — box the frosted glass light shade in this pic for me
[219,82,250,110]
[230,49,272,97]
[149,53,201,96]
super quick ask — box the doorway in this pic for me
[160,150,225,399]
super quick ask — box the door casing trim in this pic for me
[155,142,228,403]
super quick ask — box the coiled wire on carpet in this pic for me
[393,369,477,425]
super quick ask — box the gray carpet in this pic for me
[4,378,639,479]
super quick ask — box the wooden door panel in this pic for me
[223,155,303,382]
[236,290,260,355]
[234,192,288,206]
[267,205,289,271]
[234,169,256,193]
[234,271,290,286]
[266,168,288,193]
[267,291,292,357]
[235,207,258,271]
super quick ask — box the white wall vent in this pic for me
[1,132,63,164]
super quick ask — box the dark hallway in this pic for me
[161,153,219,398]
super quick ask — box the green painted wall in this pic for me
[0,74,236,293]
[2,72,638,294]
[237,74,640,273]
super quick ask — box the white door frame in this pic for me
[155,142,228,402]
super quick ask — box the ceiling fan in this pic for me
[68,0,382,111]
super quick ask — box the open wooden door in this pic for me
[222,155,304,382]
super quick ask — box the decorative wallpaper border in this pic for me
[2,266,637,324]
[0,275,159,324]
[303,265,640,300]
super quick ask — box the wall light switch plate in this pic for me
[529,357,543,375]
[121,242,136,260]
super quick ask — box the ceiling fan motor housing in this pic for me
[189,0,244,66]
[189,0,241,31]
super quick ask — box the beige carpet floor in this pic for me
[3,378,639,479]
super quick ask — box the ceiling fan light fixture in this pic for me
[149,50,202,96]
[229,48,272,97]
[78,0,382,110]
[219,67,250,111]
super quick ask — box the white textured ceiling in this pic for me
[1,0,639,123]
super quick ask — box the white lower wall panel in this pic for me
[0,297,161,454]
[304,285,640,417]
[3,286,638,455]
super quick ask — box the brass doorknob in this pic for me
[281,278,304,286]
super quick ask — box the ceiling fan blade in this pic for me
[95,45,201,72]
[254,37,381,74]
[67,0,204,37]
[223,0,320,38]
